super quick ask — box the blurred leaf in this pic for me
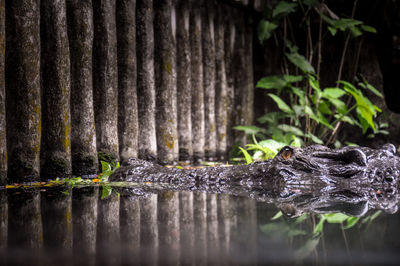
[258,20,278,42]
[257,75,287,89]
[313,217,326,235]
[324,213,349,223]
[239,147,254,164]
[295,238,320,260]
[360,24,377,33]
[271,211,283,220]
[303,0,319,6]
[343,217,360,229]
[322,88,346,98]
[278,124,304,136]
[272,1,297,18]
[101,184,113,199]
[268,93,294,114]
[286,52,315,73]
[234,125,265,135]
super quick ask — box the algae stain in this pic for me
[161,191,175,200]
[162,132,175,150]
[63,111,71,150]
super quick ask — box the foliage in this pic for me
[261,210,382,261]
[56,160,120,198]
[235,0,386,162]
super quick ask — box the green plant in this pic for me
[57,160,120,198]
[261,210,382,262]
[234,0,386,161]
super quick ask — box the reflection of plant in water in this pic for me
[56,160,120,198]
[261,210,382,261]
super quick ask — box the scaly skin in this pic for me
[110,144,400,216]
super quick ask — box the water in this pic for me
[1,183,400,266]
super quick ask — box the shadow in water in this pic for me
[1,183,400,265]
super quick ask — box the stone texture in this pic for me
[202,0,217,160]
[5,0,41,182]
[215,4,229,160]
[93,0,119,165]
[0,0,6,185]
[40,0,72,179]
[190,0,205,162]
[137,0,157,160]
[117,0,139,162]
[154,0,179,165]
[66,0,98,175]
[176,0,193,162]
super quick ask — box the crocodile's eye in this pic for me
[279,147,294,160]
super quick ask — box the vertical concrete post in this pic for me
[140,194,158,266]
[223,7,236,152]
[179,191,195,265]
[41,187,73,252]
[0,0,6,185]
[0,191,7,250]
[72,186,98,266]
[207,194,220,264]
[202,0,217,161]
[233,11,247,147]
[117,0,138,162]
[8,189,43,249]
[137,0,157,160]
[93,0,119,165]
[215,4,229,160]
[244,14,254,131]
[176,0,193,162]
[97,192,121,265]
[218,194,231,265]
[40,0,72,179]
[193,192,207,264]
[158,191,180,264]
[120,195,140,264]
[190,0,205,163]
[5,0,41,182]
[66,0,98,176]
[154,0,179,165]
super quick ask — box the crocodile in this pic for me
[110,144,400,216]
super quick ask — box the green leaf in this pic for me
[234,125,265,135]
[257,75,287,90]
[334,114,357,125]
[343,217,360,229]
[308,75,321,95]
[101,184,113,199]
[332,18,362,31]
[239,147,254,164]
[322,88,346,98]
[305,133,324,144]
[284,75,303,83]
[318,101,332,115]
[350,26,363,38]
[329,98,347,114]
[313,217,326,235]
[272,1,297,18]
[258,20,278,42]
[268,93,294,114]
[360,24,377,33]
[277,124,304,136]
[328,26,337,36]
[286,52,315,73]
[271,211,283,220]
[101,161,112,174]
[303,0,319,6]
[358,81,383,97]
[324,213,349,223]
[295,238,320,260]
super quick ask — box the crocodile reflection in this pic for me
[110,144,400,217]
